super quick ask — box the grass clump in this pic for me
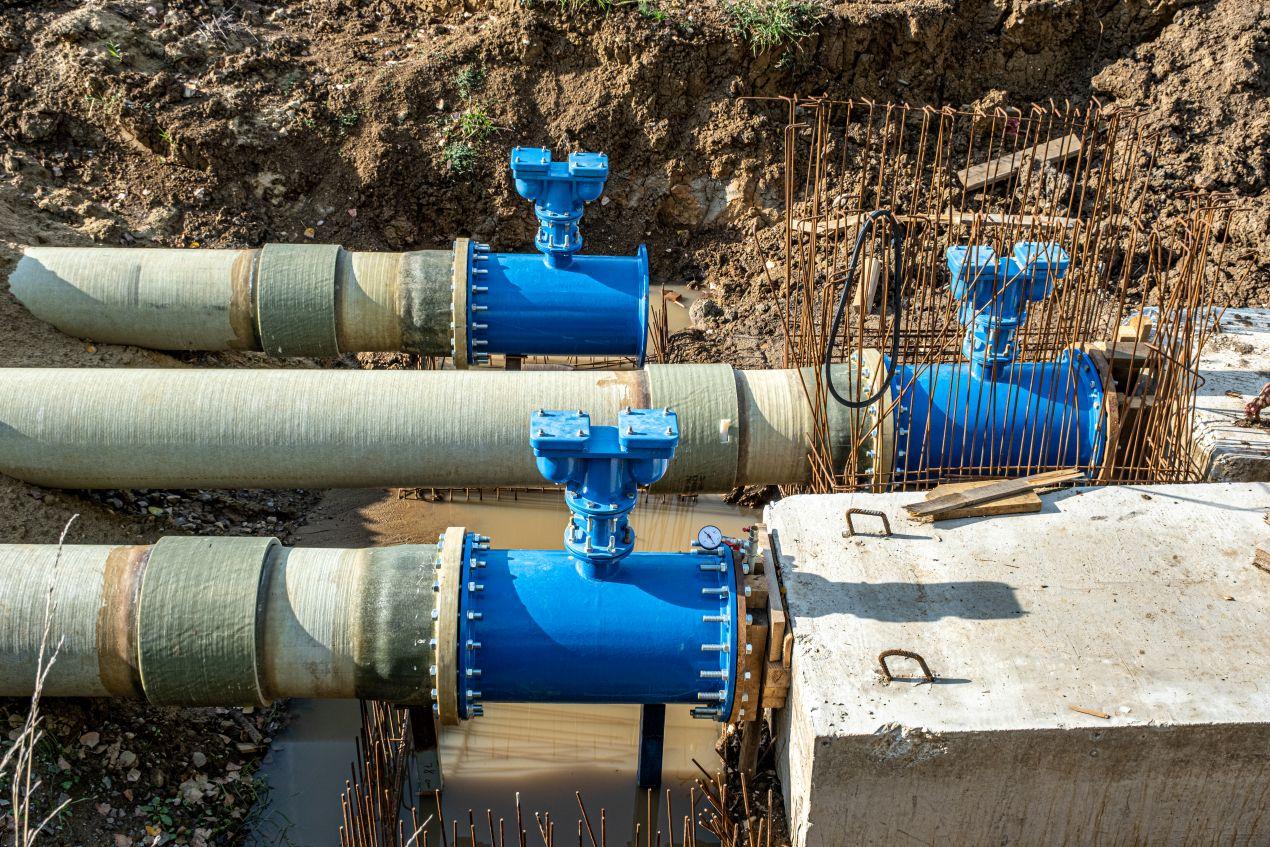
[636,0,666,20]
[726,0,824,53]
[445,142,477,175]
[457,107,495,142]
[455,65,486,100]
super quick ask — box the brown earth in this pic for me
[0,0,1267,844]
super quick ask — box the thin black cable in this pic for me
[824,209,906,408]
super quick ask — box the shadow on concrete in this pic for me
[784,571,1024,622]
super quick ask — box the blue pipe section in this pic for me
[467,241,648,362]
[455,545,737,719]
[890,350,1106,478]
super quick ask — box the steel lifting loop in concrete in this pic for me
[843,508,892,538]
[877,649,935,684]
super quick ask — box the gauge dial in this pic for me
[697,524,723,550]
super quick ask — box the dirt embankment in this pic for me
[0,0,1266,844]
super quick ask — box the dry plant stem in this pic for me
[3,515,77,847]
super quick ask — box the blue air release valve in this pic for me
[948,242,1070,378]
[510,147,608,267]
[531,407,678,574]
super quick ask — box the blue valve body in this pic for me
[872,241,1102,480]
[467,241,648,361]
[447,407,737,724]
[889,350,1106,479]
[460,148,649,365]
[531,408,677,576]
[948,242,1070,379]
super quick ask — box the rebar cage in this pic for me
[750,96,1242,493]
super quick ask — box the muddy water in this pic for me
[251,489,755,847]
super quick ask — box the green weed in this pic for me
[444,142,477,175]
[726,0,824,54]
[636,1,667,21]
[104,40,124,61]
[455,65,486,100]
[457,107,495,142]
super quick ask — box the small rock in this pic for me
[114,834,133,847]
[191,751,207,767]
[79,731,100,747]
[118,750,136,767]
[126,768,141,782]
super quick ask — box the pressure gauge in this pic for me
[697,525,723,551]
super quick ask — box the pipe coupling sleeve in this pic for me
[353,545,439,704]
[647,364,740,492]
[812,362,889,480]
[256,244,341,356]
[137,536,277,706]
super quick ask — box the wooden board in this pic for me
[1255,544,1270,574]
[794,208,1080,237]
[852,257,882,313]
[922,479,1042,521]
[906,468,1082,521]
[763,545,787,664]
[956,134,1082,192]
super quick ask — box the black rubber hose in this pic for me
[823,209,905,408]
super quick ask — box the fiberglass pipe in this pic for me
[0,365,865,492]
[0,534,739,718]
[0,537,438,704]
[8,240,648,366]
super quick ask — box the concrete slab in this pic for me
[1195,308,1270,480]
[767,482,1270,846]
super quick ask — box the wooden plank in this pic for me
[731,616,767,723]
[762,543,787,664]
[905,468,1083,520]
[737,718,762,779]
[1085,341,1154,364]
[795,208,1080,237]
[922,479,1042,521]
[762,662,791,708]
[948,210,1081,229]
[851,258,882,313]
[1254,544,1270,574]
[956,133,1082,192]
